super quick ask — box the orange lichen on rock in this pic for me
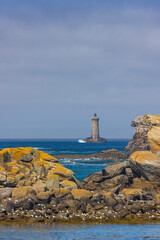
[48,164,74,178]
[60,179,78,190]
[129,150,160,165]
[10,147,32,161]
[9,166,19,175]
[0,166,5,172]
[71,189,92,200]
[45,173,60,191]
[0,147,57,163]
[0,147,78,190]
[39,151,57,162]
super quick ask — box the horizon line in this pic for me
[0,138,130,140]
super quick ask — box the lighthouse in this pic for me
[86,114,107,143]
[91,113,99,141]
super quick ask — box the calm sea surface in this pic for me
[0,139,159,240]
[0,223,160,240]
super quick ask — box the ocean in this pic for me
[0,139,128,182]
[0,139,160,240]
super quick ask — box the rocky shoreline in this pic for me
[1,114,160,224]
[1,160,160,225]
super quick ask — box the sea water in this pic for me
[0,139,128,181]
[0,223,160,240]
[0,139,159,240]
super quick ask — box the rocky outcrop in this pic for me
[78,115,160,223]
[83,116,160,189]
[1,120,160,225]
[1,171,160,224]
[129,151,160,182]
[55,149,129,160]
[129,122,160,182]
[82,161,131,191]
[125,115,151,153]
[125,114,160,153]
[0,147,79,190]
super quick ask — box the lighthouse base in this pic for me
[85,137,107,143]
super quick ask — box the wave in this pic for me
[62,163,109,167]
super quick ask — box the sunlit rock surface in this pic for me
[125,114,160,154]
[0,147,78,189]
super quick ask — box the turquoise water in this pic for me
[1,139,159,239]
[0,224,160,240]
[0,139,128,182]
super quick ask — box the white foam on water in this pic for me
[34,147,51,150]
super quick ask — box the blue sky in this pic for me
[0,0,160,138]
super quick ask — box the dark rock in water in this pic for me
[89,149,129,160]
[55,149,129,160]
[54,154,87,159]
[86,137,107,143]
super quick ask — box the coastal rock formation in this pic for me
[0,147,79,190]
[55,149,129,160]
[1,156,160,224]
[148,126,160,155]
[82,161,131,191]
[125,115,151,153]
[79,115,160,223]
[129,151,160,182]
[129,121,160,182]
[1,119,160,225]
[125,114,160,154]
[83,117,160,189]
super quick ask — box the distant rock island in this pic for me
[86,113,107,143]
[55,149,129,160]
